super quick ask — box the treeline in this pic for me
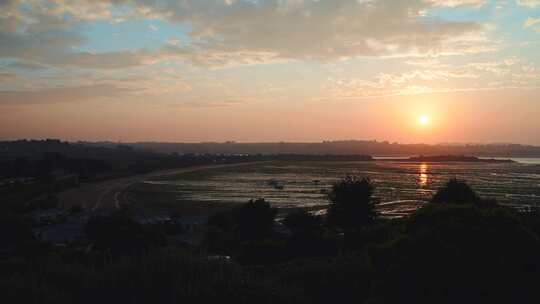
[0,140,255,180]
[124,140,540,157]
[1,176,540,303]
[0,140,375,182]
[0,140,261,207]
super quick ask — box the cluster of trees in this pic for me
[0,141,260,183]
[201,177,540,303]
[1,175,540,303]
[0,140,269,211]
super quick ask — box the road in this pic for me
[57,162,260,213]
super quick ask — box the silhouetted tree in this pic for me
[284,210,322,236]
[284,210,337,258]
[207,199,277,241]
[236,199,277,240]
[370,204,540,304]
[431,178,480,205]
[327,176,376,231]
[85,212,165,256]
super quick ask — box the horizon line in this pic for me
[3,138,540,148]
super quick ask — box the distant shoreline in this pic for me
[376,155,515,163]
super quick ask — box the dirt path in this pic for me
[58,162,260,213]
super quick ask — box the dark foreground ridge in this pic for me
[2,170,540,303]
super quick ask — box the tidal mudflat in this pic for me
[129,160,540,217]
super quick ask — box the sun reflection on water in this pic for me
[419,163,428,187]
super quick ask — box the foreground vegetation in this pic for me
[1,172,540,303]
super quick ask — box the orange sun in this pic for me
[419,115,430,126]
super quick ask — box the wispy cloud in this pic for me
[430,0,486,8]
[0,84,131,105]
[524,17,540,28]
[0,0,535,109]
[324,58,539,99]
[0,0,492,69]
[523,17,540,34]
[517,0,540,8]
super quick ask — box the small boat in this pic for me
[268,179,284,190]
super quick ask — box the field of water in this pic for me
[143,159,540,216]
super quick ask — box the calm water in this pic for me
[146,160,540,213]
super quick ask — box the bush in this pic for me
[283,210,338,258]
[284,210,322,236]
[238,239,289,265]
[207,199,277,241]
[204,199,279,262]
[0,250,304,304]
[85,212,166,256]
[431,178,480,205]
[368,204,540,304]
[327,176,376,232]
[236,199,277,240]
[273,255,372,304]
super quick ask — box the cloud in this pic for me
[148,24,158,31]
[523,17,540,34]
[325,69,479,99]
[517,0,540,8]
[524,17,540,28]
[0,0,512,104]
[0,30,84,61]
[0,72,17,83]
[46,50,152,69]
[0,0,492,69]
[3,60,49,70]
[172,99,249,108]
[430,0,486,8]
[0,83,131,105]
[158,43,283,68]
[324,58,539,99]
[166,38,181,46]
[155,0,487,61]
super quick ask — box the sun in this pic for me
[419,115,430,126]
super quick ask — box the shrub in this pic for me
[85,212,166,256]
[207,199,277,241]
[431,178,480,205]
[327,176,376,232]
[284,210,322,236]
[236,199,277,240]
[368,204,540,304]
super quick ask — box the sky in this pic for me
[0,0,539,144]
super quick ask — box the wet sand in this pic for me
[57,162,263,213]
